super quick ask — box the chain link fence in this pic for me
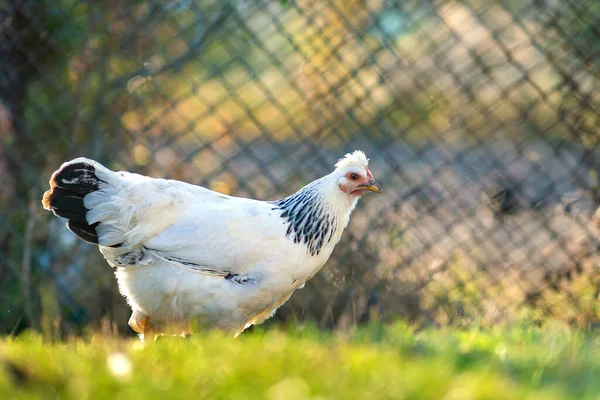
[1,0,599,336]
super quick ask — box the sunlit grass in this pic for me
[1,322,599,399]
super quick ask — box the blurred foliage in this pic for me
[0,0,599,335]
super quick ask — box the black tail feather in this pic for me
[53,162,105,195]
[67,221,99,245]
[42,160,102,245]
[46,188,88,223]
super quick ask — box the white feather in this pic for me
[334,150,369,170]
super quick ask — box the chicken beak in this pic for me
[361,179,382,194]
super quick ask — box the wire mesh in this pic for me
[0,0,599,335]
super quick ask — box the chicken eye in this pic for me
[349,173,359,181]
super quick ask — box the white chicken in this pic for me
[42,151,381,339]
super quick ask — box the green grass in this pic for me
[1,322,599,400]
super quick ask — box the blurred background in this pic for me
[0,0,599,337]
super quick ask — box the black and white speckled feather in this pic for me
[272,177,340,256]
